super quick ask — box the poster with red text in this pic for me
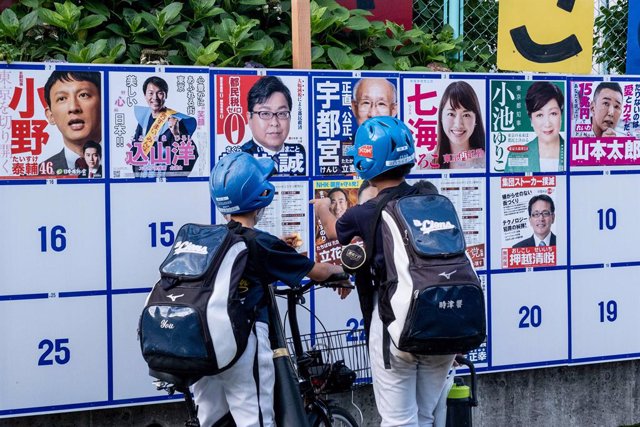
[214,73,308,176]
[569,80,640,169]
[403,77,487,172]
[0,68,104,179]
[500,176,559,269]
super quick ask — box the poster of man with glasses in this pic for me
[214,73,308,176]
[311,74,399,176]
[498,175,564,269]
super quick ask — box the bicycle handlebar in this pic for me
[272,272,353,296]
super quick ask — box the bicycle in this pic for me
[271,274,362,427]
[149,273,361,427]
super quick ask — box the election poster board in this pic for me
[2,63,640,418]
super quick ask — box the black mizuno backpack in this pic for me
[138,222,255,378]
[367,190,486,356]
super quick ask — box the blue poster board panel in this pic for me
[0,183,106,295]
[570,173,640,265]
[490,270,568,368]
[570,266,640,361]
[627,2,640,75]
[0,296,108,412]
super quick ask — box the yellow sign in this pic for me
[497,0,594,73]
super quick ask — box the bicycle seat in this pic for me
[149,368,202,390]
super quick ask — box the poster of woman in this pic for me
[490,79,566,173]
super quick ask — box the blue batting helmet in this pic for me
[210,152,276,214]
[353,116,415,180]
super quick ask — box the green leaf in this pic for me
[56,0,82,23]
[237,39,268,56]
[346,15,370,31]
[377,38,403,49]
[19,11,39,33]
[311,45,325,61]
[88,39,108,60]
[327,46,363,69]
[160,3,184,24]
[83,1,110,18]
[39,9,66,29]
[180,40,201,62]
[372,47,395,65]
[433,42,456,54]
[106,23,127,37]
[195,52,219,65]
[78,15,108,31]
[238,0,267,5]
[203,40,225,55]
[162,23,188,41]
[0,9,19,38]
[21,0,40,8]
[134,35,158,45]
[188,26,206,44]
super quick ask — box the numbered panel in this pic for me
[0,296,107,410]
[571,266,640,359]
[110,181,211,289]
[112,292,167,400]
[570,174,640,265]
[313,286,364,336]
[491,270,568,367]
[0,184,106,295]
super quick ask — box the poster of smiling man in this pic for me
[0,68,103,179]
[109,70,210,179]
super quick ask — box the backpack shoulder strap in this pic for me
[364,187,402,274]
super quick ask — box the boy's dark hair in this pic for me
[357,180,371,198]
[528,194,555,216]
[370,163,413,182]
[413,179,438,195]
[82,140,102,158]
[248,76,292,111]
[525,82,564,117]
[143,76,169,94]
[44,71,101,107]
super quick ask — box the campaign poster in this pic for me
[313,179,362,265]
[312,74,399,176]
[0,68,104,179]
[109,70,210,179]
[465,274,488,367]
[403,77,487,172]
[569,80,640,168]
[500,175,559,269]
[214,73,308,176]
[489,79,567,173]
[214,180,310,256]
[407,177,486,269]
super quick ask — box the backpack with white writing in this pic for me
[138,223,255,378]
[368,191,486,356]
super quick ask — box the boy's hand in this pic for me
[310,198,331,209]
[335,285,352,300]
[282,232,303,248]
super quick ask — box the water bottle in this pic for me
[445,356,477,427]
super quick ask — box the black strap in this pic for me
[382,326,392,369]
[364,187,402,277]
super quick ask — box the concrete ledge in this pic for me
[2,359,639,426]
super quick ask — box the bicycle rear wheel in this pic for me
[310,405,359,427]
